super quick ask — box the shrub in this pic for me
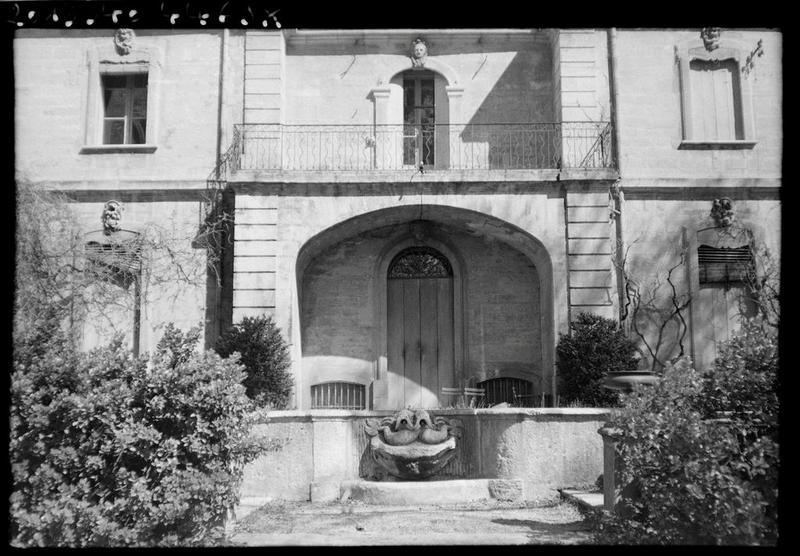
[698,318,779,439]
[214,315,293,409]
[10,320,261,547]
[556,312,638,407]
[595,319,779,545]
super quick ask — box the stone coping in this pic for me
[231,168,618,185]
[251,407,611,424]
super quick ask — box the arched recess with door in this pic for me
[295,204,555,410]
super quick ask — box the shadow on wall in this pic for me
[466,51,555,125]
[460,51,557,169]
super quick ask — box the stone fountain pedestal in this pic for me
[305,409,526,505]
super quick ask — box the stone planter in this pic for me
[597,425,623,512]
[602,371,660,393]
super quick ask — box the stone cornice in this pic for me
[285,28,551,48]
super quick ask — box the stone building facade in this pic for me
[14,28,781,410]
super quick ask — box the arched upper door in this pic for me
[386,246,455,408]
[402,71,436,168]
[388,70,450,169]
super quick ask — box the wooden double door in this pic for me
[386,247,454,409]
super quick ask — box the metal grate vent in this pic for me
[478,377,534,407]
[85,241,142,274]
[698,244,753,285]
[310,382,366,410]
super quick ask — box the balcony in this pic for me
[225,122,615,178]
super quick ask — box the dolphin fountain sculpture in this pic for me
[364,408,462,479]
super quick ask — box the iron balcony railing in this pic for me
[230,122,614,172]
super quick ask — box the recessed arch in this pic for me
[295,204,556,409]
[375,56,461,88]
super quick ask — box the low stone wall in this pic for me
[239,408,609,508]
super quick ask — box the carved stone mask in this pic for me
[710,197,735,227]
[114,28,135,55]
[102,201,123,234]
[700,27,721,52]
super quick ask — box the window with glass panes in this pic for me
[101,73,148,144]
[403,72,435,167]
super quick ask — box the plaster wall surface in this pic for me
[238,409,608,505]
[478,413,605,499]
[65,200,207,354]
[14,29,226,186]
[614,30,781,181]
[621,197,780,371]
[283,36,555,125]
[240,420,314,501]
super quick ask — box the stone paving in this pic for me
[228,499,595,546]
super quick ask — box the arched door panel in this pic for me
[387,247,454,408]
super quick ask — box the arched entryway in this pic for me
[295,205,556,411]
[386,246,455,408]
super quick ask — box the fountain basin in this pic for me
[369,435,457,480]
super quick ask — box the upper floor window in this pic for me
[403,72,436,167]
[676,39,757,149]
[81,34,161,154]
[688,59,743,141]
[102,73,148,145]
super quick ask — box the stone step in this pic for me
[559,488,604,515]
[327,479,524,506]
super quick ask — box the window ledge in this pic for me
[678,140,757,150]
[80,144,158,154]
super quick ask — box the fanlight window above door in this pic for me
[388,247,452,279]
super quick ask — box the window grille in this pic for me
[310,382,366,409]
[478,377,535,407]
[84,238,142,289]
[698,244,753,285]
[388,247,452,279]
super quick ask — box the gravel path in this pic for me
[229,500,594,546]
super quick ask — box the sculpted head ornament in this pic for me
[102,200,124,234]
[711,197,735,227]
[114,28,136,55]
[700,27,721,52]
[411,37,428,67]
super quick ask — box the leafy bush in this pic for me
[214,315,293,409]
[698,318,779,439]
[595,319,779,545]
[556,312,638,407]
[11,320,261,547]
